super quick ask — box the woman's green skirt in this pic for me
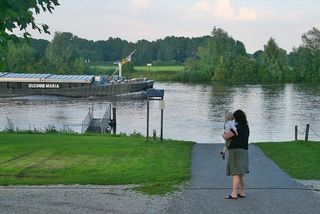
[226,149,249,176]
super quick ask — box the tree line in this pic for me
[180,27,320,83]
[0,32,209,75]
[1,1,319,83]
[1,27,320,83]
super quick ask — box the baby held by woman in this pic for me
[221,111,238,159]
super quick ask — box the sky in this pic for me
[27,0,320,53]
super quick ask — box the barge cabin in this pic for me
[0,72,154,98]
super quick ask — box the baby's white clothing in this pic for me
[224,120,237,133]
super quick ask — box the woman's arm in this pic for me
[222,129,236,140]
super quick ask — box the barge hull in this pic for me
[0,80,154,98]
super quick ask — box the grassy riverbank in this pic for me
[128,66,184,82]
[256,141,320,180]
[90,65,185,82]
[0,133,193,195]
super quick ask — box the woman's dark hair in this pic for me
[233,109,248,125]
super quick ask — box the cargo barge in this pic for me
[0,72,154,98]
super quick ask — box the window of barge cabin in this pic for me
[0,82,6,89]
[60,83,68,88]
[21,83,28,88]
[7,82,18,89]
[70,83,82,88]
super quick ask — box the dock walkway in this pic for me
[82,105,111,133]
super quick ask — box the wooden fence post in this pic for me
[153,129,157,141]
[295,125,298,141]
[305,124,310,141]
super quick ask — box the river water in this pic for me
[1,82,320,143]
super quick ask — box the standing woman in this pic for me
[222,109,250,199]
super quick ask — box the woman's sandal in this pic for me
[237,194,246,198]
[225,195,237,199]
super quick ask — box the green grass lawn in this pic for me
[90,65,185,81]
[0,133,193,195]
[91,65,117,70]
[134,65,185,72]
[90,65,117,74]
[256,141,320,180]
[128,66,185,82]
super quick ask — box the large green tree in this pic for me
[302,27,320,53]
[230,56,257,82]
[0,0,59,69]
[46,32,87,74]
[261,38,287,82]
[289,27,320,82]
[0,0,59,48]
[6,40,35,72]
[134,39,155,65]
[188,27,248,82]
[0,38,51,73]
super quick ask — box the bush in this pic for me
[4,118,15,132]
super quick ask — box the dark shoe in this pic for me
[225,195,237,199]
[237,194,246,198]
[220,152,225,160]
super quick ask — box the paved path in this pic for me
[0,185,171,214]
[166,144,320,214]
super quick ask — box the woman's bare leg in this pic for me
[239,174,245,196]
[231,175,239,197]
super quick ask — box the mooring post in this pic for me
[295,125,298,141]
[160,108,163,141]
[159,99,165,142]
[305,124,310,141]
[153,129,156,141]
[112,106,117,134]
[146,98,149,141]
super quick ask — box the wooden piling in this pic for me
[153,129,156,141]
[305,124,310,141]
[146,99,149,140]
[112,107,117,134]
[160,108,163,141]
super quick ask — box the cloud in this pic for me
[279,11,304,21]
[184,0,267,21]
[193,0,210,13]
[237,7,259,21]
[130,0,151,10]
[213,0,264,21]
[212,0,235,20]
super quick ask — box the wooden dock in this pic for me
[81,105,112,133]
